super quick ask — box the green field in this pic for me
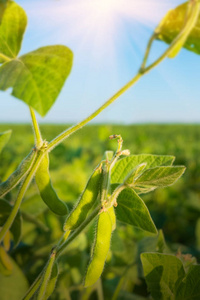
[0,124,200,300]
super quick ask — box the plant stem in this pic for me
[47,0,199,153]
[56,204,101,256]
[29,107,43,149]
[0,53,11,62]
[140,32,158,71]
[0,151,44,243]
[21,204,102,299]
[47,73,142,152]
[23,272,43,300]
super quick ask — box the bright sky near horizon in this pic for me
[0,0,199,124]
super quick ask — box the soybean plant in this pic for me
[0,0,200,299]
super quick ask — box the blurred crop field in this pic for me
[0,123,200,300]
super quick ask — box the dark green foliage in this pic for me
[0,124,199,299]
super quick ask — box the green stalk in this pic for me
[23,273,43,300]
[21,205,101,299]
[45,0,199,153]
[0,151,44,243]
[29,107,43,149]
[140,32,158,71]
[47,73,142,152]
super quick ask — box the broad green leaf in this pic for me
[0,150,36,198]
[0,1,27,62]
[124,163,147,185]
[35,153,69,215]
[157,2,200,56]
[0,254,29,300]
[141,253,185,300]
[0,129,11,154]
[116,188,157,234]
[175,265,200,300]
[111,155,175,184]
[0,199,22,245]
[135,166,186,188]
[0,0,9,24]
[0,45,73,116]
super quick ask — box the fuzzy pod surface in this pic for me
[64,166,102,231]
[35,153,68,216]
[84,210,112,287]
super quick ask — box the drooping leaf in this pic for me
[157,2,200,56]
[111,155,175,184]
[141,253,185,300]
[0,45,73,116]
[134,166,186,189]
[175,265,200,300]
[0,199,22,245]
[0,254,29,300]
[0,1,27,62]
[115,188,157,234]
[0,129,11,154]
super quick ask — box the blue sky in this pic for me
[0,0,199,124]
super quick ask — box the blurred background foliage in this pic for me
[0,123,199,299]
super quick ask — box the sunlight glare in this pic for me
[27,0,176,68]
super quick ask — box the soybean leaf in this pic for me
[124,163,147,185]
[157,2,200,56]
[0,129,11,154]
[0,45,73,116]
[0,199,22,245]
[111,155,175,184]
[0,1,27,62]
[116,188,157,234]
[135,166,186,189]
[0,150,36,198]
[0,254,29,300]
[175,265,200,300]
[141,253,185,300]
[35,153,68,216]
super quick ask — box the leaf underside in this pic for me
[157,2,200,55]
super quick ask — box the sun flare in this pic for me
[28,0,176,67]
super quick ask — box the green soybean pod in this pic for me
[43,262,58,300]
[35,153,68,216]
[108,206,116,232]
[84,210,112,287]
[63,166,102,231]
[0,150,36,198]
[37,249,56,300]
